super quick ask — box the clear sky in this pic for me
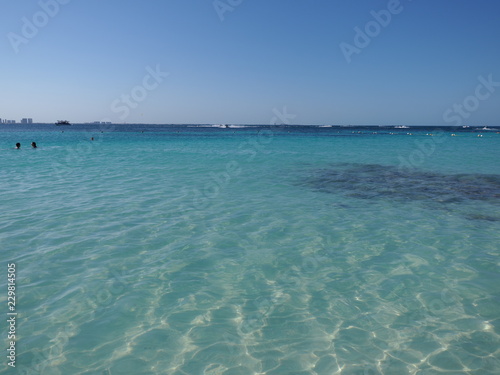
[1,0,499,125]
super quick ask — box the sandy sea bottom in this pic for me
[0,126,499,374]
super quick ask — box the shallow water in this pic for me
[1,125,499,374]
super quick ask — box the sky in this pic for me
[1,0,499,125]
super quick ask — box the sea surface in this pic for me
[1,124,499,375]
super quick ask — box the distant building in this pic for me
[21,118,33,124]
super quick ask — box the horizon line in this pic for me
[1,123,499,127]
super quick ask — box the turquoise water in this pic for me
[1,125,499,375]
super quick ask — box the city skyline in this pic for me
[1,0,500,125]
[0,117,32,124]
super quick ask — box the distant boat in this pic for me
[395,125,410,129]
[55,120,71,126]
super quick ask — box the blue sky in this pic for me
[1,0,499,125]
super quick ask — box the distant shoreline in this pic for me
[1,123,499,128]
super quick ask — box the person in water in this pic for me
[31,142,37,148]
[15,143,21,149]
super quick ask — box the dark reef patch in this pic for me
[300,163,500,205]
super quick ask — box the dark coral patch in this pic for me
[301,163,500,204]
